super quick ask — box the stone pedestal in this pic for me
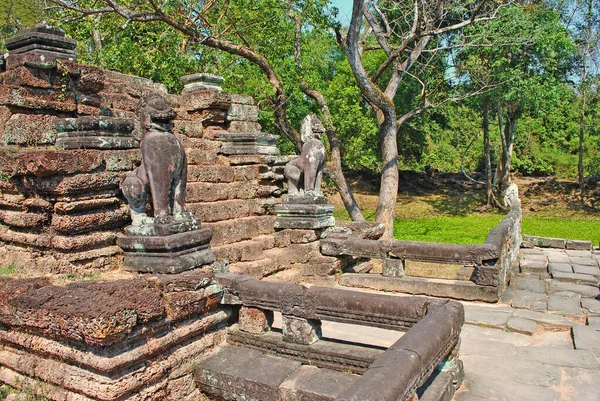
[53,116,138,149]
[117,226,216,274]
[275,194,335,230]
[181,73,224,93]
[4,24,77,69]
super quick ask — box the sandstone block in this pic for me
[230,94,255,105]
[234,165,264,181]
[0,226,51,248]
[0,209,47,229]
[180,90,231,111]
[51,232,117,251]
[51,205,129,234]
[205,216,275,247]
[0,85,76,112]
[2,66,58,88]
[103,149,141,171]
[274,229,319,247]
[187,199,265,223]
[227,104,259,122]
[186,181,278,203]
[1,113,56,145]
[282,315,321,345]
[24,172,121,195]
[189,108,227,124]
[212,235,274,263]
[239,306,273,334]
[163,289,222,322]
[566,240,592,250]
[175,120,204,138]
[228,120,262,133]
[187,165,234,183]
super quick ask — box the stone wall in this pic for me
[0,268,230,400]
[0,29,312,276]
[0,60,160,273]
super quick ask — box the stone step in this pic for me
[229,258,279,279]
[213,234,275,263]
[194,345,359,401]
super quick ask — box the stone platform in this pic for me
[117,227,216,274]
[275,194,335,230]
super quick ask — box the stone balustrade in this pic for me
[322,204,522,302]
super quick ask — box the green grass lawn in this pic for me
[334,208,599,245]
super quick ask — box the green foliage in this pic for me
[0,0,46,50]
[0,262,19,277]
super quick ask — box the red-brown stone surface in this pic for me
[0,270,219,346]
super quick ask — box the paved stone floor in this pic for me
[454,246,600,401]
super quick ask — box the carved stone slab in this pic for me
[54,116,138,149]
[215,132,280,155]
[274,203,335,229]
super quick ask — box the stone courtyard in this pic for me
[310,245,600,401]
[449,246,600,400]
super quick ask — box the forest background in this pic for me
[1,0,599,243]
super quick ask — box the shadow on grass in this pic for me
[421,192,487,216]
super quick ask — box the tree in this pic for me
[553,0,600,199]
[48,0,366,220]
[336,0,505,236]
[0,0,46,50]
[459,4,575,194]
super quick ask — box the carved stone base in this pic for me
[118,228,216,274]
[275,195,335,229]
[53,117,138,150]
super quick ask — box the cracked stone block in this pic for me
[548,262,572,274]
[547,291,582,319]
[566,240,592,250]
[523,235,565,248]
[565,250,591,257]
[282,315,322,345]
[511,276,546,293]
[520,248,546,256]
[515,347,599,370]
[587,317,600,327]
[569,257,598,267]
[572,264,600,277]
[520,259,547,274]
[573,326,600,357]
[513,309,575,329]
[581,298,600,316]
[239,306,274,334]
[547,281,600,298]
[464,305,512,329]
[511,290,546,310]
[550,271,597,285]
[507,317,536,335]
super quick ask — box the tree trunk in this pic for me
[345,0,398,237]
[494,107,518,193]
[375,111,399,237]
[483,104,493,207]
[578,94,586,202]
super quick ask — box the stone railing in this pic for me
[321,204,522,302]
[210,274,465,401]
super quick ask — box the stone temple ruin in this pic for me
[0,25,597,401]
